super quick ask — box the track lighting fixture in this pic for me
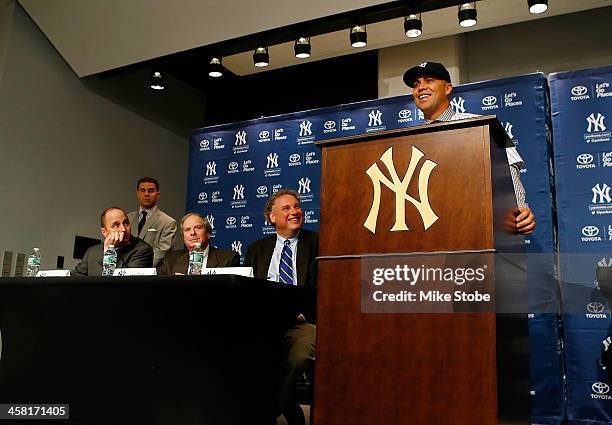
[350,25,367,48]
[253,47,269,67]
[458,2,477,28]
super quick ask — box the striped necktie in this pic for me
[279,240,294,285]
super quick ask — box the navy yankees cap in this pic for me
[403,61,451,88]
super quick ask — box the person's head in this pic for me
[403,61,453,120]
[100,207,131,246]
[180,213,212,251]
[264,189,303,239]
[136,177,160,209]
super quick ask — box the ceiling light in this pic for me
[253,47,269,67]
[149,70,165,90]
[350,25,367,48]
[294,36,311,59]
[458,2,477,28]
[404,13,422,38]
[208,57,223,78]
[528,0,548,14]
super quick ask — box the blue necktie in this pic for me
[279,240,294,285]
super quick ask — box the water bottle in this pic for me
[102,245,117,276]
[188,243,205,275]
[26,248,41,277]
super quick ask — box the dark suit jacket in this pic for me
[244,229,319,322]
[72,237,153,276]
[156,246,240,276]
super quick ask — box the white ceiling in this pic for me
[18,0,612,78]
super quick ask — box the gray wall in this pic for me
[0,3,192,271]
[465,7,612,82]
[379,7,612,97]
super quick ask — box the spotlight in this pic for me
[350,25,367,48]
[458,2,477,28]
[149,69,165,90]
[294,36,311,59]
[253,47,269,67]
[404,13,422,38]
[528,0,548,14]
[208,57,223,78]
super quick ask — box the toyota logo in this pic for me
[198,192,207,201]
[482,96,497,106]
[226,217,237,225]
[200,139,210,148]
[582,226,600,237]
[257,186,268,195]
[289,154,301,163]
[587,302,605,314]
[398,109,412,119]
[259,131,270,139]
[572,86,588,96]
[577,153,594,164]
[324,121,336,130]
[593,382,610,395]
[228,162,239,170]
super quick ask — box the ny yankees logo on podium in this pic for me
[364,146,438,234]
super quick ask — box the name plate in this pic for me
[36,270,71,277]
[113,268,157,276]
[202,267,254,278]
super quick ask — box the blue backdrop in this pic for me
[550,65,612,425]
[187,72,568,424]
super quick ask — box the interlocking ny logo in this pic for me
[299,120,312,137]
[235,130,247,145]
[206,161,217,176]
[298,177,312,194]
[233,184,245,200]
[368,110,383,127]
[598,257,612,267]
[587,113,606,133]
[231,241,243,256]
[450,97,466,114]
[266,152,279,168]
[364,146,438,234]
[205,215,215,229]
[592,183,611,204]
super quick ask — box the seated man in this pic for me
[156,213,239,275]
[245,189,317,425]
[73,207,153,276]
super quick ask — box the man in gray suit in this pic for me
[127,177,177,267]
[73,207,153,276]
[157,213,239,275]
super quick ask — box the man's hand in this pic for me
[515,207,535,235]
[297,314,306,323]
[104,231,125,250]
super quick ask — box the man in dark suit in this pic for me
[73,207,153,276]
[157,213,239,275]
[245,189,317,425]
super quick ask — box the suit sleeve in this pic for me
[156,254,170,276]
[127,244,154,268]
[244,243,257,273]
[230,251,240,267]
[152,218,177,267]
[72,248,90,276]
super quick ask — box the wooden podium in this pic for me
[314,116,529,425]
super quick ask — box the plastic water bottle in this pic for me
[26,248,41,277]
[102,245,117,276]
[188,243,205,275]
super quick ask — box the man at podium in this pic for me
[403,61,536,235]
